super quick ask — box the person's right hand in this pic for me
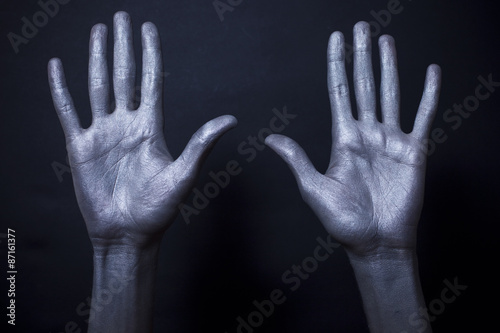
[265,22,441,258]
[49,12,237,248]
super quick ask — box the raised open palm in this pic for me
[49,12,236,247]
[266,22,441,256]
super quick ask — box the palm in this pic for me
[266,22,441,256]
[313,123,426,252]
[49,13,236,247]
[68,109,179,240]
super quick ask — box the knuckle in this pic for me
[330,83,349,97]
[114,66,134,79]
[354,76,375,90]
[89,77,108,88]
[59,103,73,113]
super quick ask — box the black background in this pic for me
[1,0,499,332]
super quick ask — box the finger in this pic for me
[411,64,442,141]
[353,21,376,122]
[379,35,400,127]
[113,11,136,110]
[265,134,320,192]
[177,115,238,173]
[327,31,354,127]
[48,58,81,140]
[140,22,163,112]
[89,23,110,119]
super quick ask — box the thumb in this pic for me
[265,134,319,191]
[177,115,237,173]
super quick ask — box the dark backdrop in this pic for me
[1,0,499,332]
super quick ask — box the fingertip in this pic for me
[223,114,238,127]
[48,58,63,83]
[378,35,397,65]
[178,115,238,170]
[264,134,298,157]
[141,23,160,52]
[90,24,108,53]
[114,11,130,23]
[353,21,372,52]
[113,11,132,36]
[426,64,442,88]
[141,22,160,49]
[91,23,107,35]
[264,135,317,186]
[353,21,370,36]
[328,31,345,61]
[328,31,344,47]
[428,63,441,71]
[378,34,395,47]
[428,64,442,78]
[48,57,61,69]
[141,21,158,35]
[213,114,238,132]
[264,133,283,147]
[194,115,238,145]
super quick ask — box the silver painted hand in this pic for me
[48,12,237,249]
[266,21,441,333]
[49,12,237,333]
[266,22,441,257]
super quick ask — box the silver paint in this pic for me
[266,21,441,332]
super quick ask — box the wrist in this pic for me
[89,242,160,333]
[347,247,419,286]
[346,248,430,333]
[346,247,417,267]
[92,241,161,278]
[92,239,161,256]
[89,230,164,250]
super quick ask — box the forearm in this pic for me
[347,249,431,333]
[88,241,160,333]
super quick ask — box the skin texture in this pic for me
[48,12,236,333]
[265,22,441,333]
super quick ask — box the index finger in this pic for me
[140,22,163,112]
[327,31,354,127]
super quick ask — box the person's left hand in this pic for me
[265,22,441,257]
